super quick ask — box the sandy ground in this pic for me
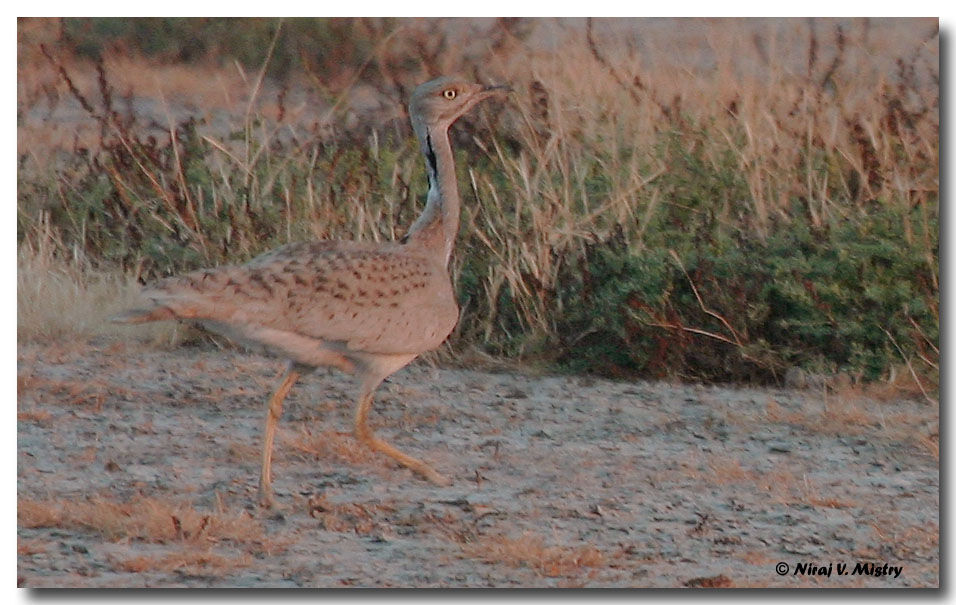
[17,340,938,588]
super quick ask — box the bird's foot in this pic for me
[258,483,285,511]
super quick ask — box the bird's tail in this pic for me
[110,306,177,324]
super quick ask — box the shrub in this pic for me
[18,18,939,389]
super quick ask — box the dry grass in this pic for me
[17,223,180,345]
[684,574,734,588]
[18,373,130,411]
[735,550,776,567]
[18,19,253,165]
[703,454,755,484]
[865,364,939,406]
[113,549,253,576]
[224,441,260,464]
[18,494,269,548]
[18,491,292,579]
[685,452,858,509]
[18,538,50,556]
[16,18,938,386]
[16,408,52,424]
[462,532,605,578]
[284,427,377,466]
[868,520,938,562]
[915,432,939,459]
[754,464,857,508]
[763,391,939,459]
[305,493,395,535]
[456,17,938,337]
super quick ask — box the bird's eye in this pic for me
[442,89,457,100]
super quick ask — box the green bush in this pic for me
[20,20,938,387]
[549,195,938,382]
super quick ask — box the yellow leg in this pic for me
[353,375,450,486]
[259,364,301,508]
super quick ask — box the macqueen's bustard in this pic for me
[114,77,510,508]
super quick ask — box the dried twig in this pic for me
[669,249,746,349]
[883,327,938,406]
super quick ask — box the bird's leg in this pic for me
[258,362,302,508]
[353,374,451,486]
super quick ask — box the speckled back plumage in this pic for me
[138,240,458,358]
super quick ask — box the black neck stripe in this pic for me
[424,132,438,181]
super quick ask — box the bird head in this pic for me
[409,76,510,135]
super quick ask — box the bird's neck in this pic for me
[404,124,460,268]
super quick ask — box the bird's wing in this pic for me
[139,241,459,355]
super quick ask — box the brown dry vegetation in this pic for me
[18,494,269,547]
[17,17,939,388]
[462,532,605,578]
[18,492,285,578]
[113,550,253,576]
[17,17,939,588]
[16,222,180,344]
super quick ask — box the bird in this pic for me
[113,76,510,508]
